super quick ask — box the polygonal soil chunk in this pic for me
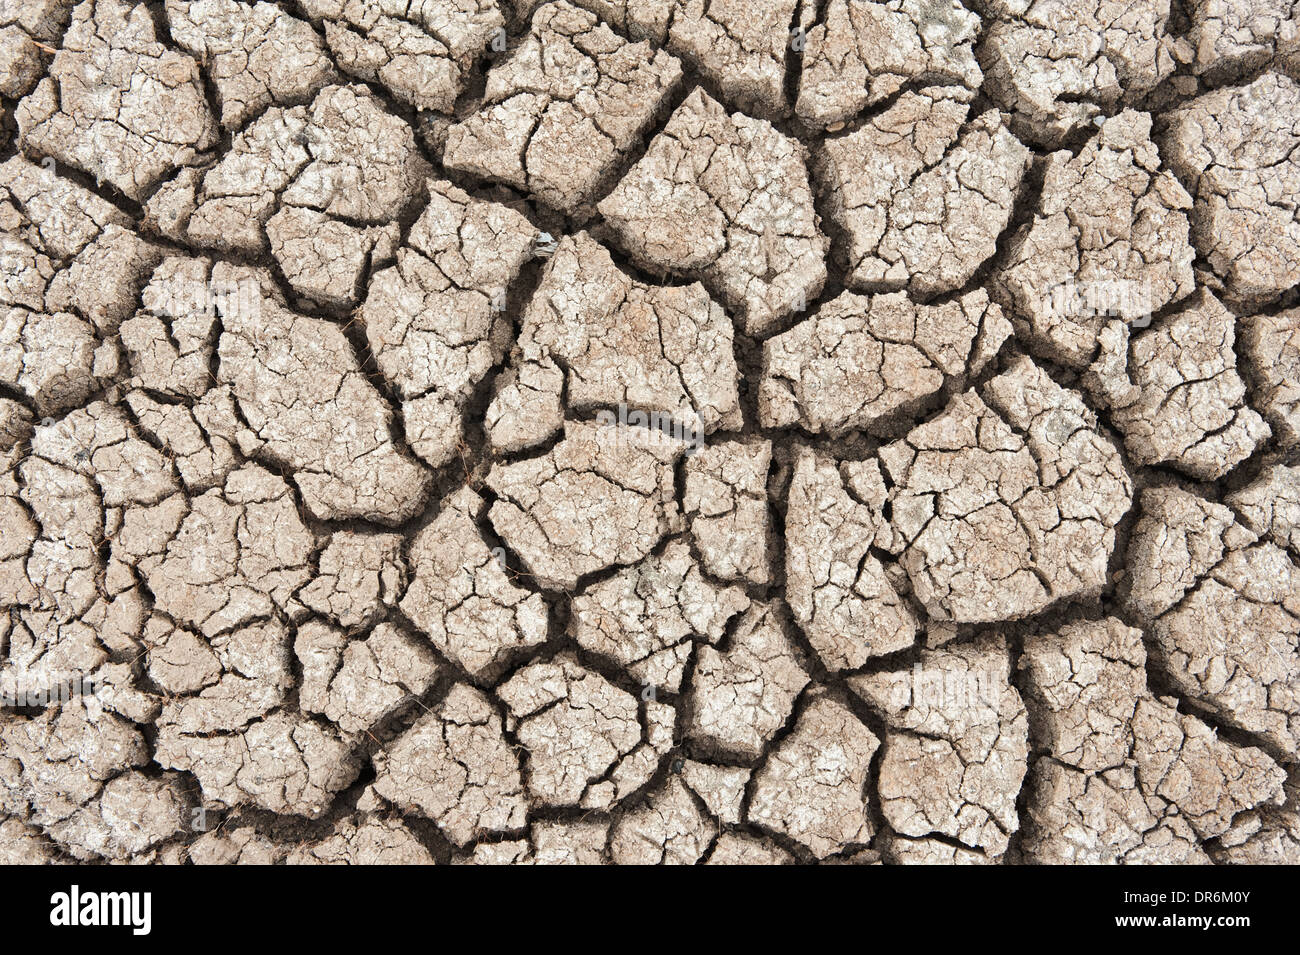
[165,0,337,129]
[373,682,526,846]
[0,309,119,418]
[287,815,436,865]
[445,1,681,213]
[527,819,613,864]
[1228,464,1300,553]
[453,840,528,865]
[707,831,794,864]
[122,255,249,401]
[1020,612,1284,844]
[16,0,218,200]
[1214,773,1300,864]
[0,399,31,456]
[360,180,537,469]
[154,618,295,736]
[31,399,178,508]
[1131,695,1284,839]
[1240,304,1300,445]
[187,826,287,864]
[997,110,1195,368]
[850,636,1028,858]
[882,356,1133,623]
[0,24,45,100]
[294,619,347,713]
[569,539,749,692]
[880,833,989,865]
[485,419,685,590]
[1161,72,1300,305]
[214,265,431,524]
[683,437,775,586]
[0,0,72,99]
[785,446,916,670]
[817,89,1030,295]
[598,87,827,337]
[558,0,798,119]
[747,693,879,859]
[136,465,314,637]
[610,776,717,865]
[499,654,669,809]
[90,659,163,725]
[296,622,442,736]
[0,703,170,860]
[1188,0,1300,78]
[11,452,104,622]
[45,770,190,862]
[0,599,106,699]
[1125,485,1300,754]
[1,159,158,414]
[979,0,1178,145]
[182,84,430,262]
[0,818,60,864]
[457,818,611,864]
[1218,819,1300,865]
[9,604,149,719]
[1018,617,1149,773]
[157,708,361,817]
[601,693,676,808]
[1020,759,1210,864]
[265,207,399,308]
[760,289,1010,433]
[487,232,741,453]
[124,389,241,492]
[0,223,51,318]
[684,602,809,760]
[40,227,163,336]
[1022,677,1283,861]
[0,154,130,261]
[401,486,548,682]
[679,760,750,824]
[1123,484,1243,622]
[796,0,982,128]
[298,0,503,112]
[145,617,222,696]
[300,531,407,631]
[1083,288,1269,479]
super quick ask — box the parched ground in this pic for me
[1,0,1298,866]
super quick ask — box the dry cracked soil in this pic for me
[0,0,1299,866]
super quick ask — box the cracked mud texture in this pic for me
[0,0,1298,866]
